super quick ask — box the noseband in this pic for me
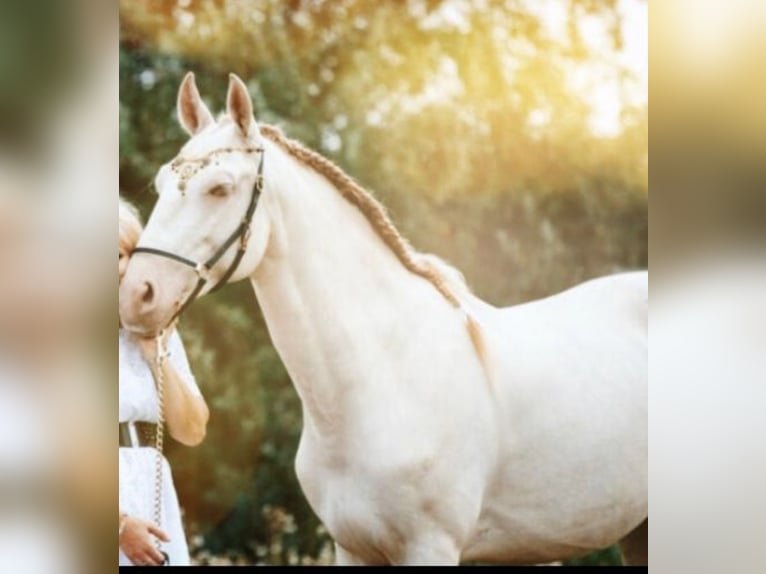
[132,146,265,325]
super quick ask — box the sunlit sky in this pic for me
[398,0,648,138]
[526,0,647,137]
[128,0,648,139]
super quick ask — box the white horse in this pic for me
[119,73,647,566]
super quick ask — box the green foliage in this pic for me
[119,1,646,565]
[566,545,624,566]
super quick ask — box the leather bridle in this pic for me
[131,146,265,326]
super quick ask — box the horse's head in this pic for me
[119,72,271,336]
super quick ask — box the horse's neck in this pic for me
[250,142,424,436]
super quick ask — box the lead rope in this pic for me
[153,331,168,565]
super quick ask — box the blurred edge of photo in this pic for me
[0,1,116,573]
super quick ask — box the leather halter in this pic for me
[132,147,265,326]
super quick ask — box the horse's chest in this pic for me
[298,468,383,558]
[295,438,416,561]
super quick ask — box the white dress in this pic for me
[119,329,202,567]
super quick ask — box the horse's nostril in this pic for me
[141,281,155,305]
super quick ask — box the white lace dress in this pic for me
[119,329,201,567]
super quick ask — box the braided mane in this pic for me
[259,124,487,367]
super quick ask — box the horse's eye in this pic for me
[208,184,230,198]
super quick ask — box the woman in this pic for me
[118,199,209,566]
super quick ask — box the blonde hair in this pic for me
[119,197,143,254]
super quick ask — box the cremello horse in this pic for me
[120,73,647,566]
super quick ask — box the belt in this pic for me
[119,422,158,448]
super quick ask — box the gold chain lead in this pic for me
[153,331,168,558]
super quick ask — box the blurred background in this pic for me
[119,0,647,566]
[0,1,116,573]
[650,3,766,574]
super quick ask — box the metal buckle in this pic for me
[195,262,210,280]
[128,422,139,448]
[240,224,252,248]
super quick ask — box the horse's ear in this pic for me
[226,73,254,137]
[177,72,214,136]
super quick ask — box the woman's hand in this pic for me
[119,515,170,566]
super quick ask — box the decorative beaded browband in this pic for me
[169,146,263,194]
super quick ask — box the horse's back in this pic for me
[500,270,647,320]
[482,270,647,347]
[565,270,647,330]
